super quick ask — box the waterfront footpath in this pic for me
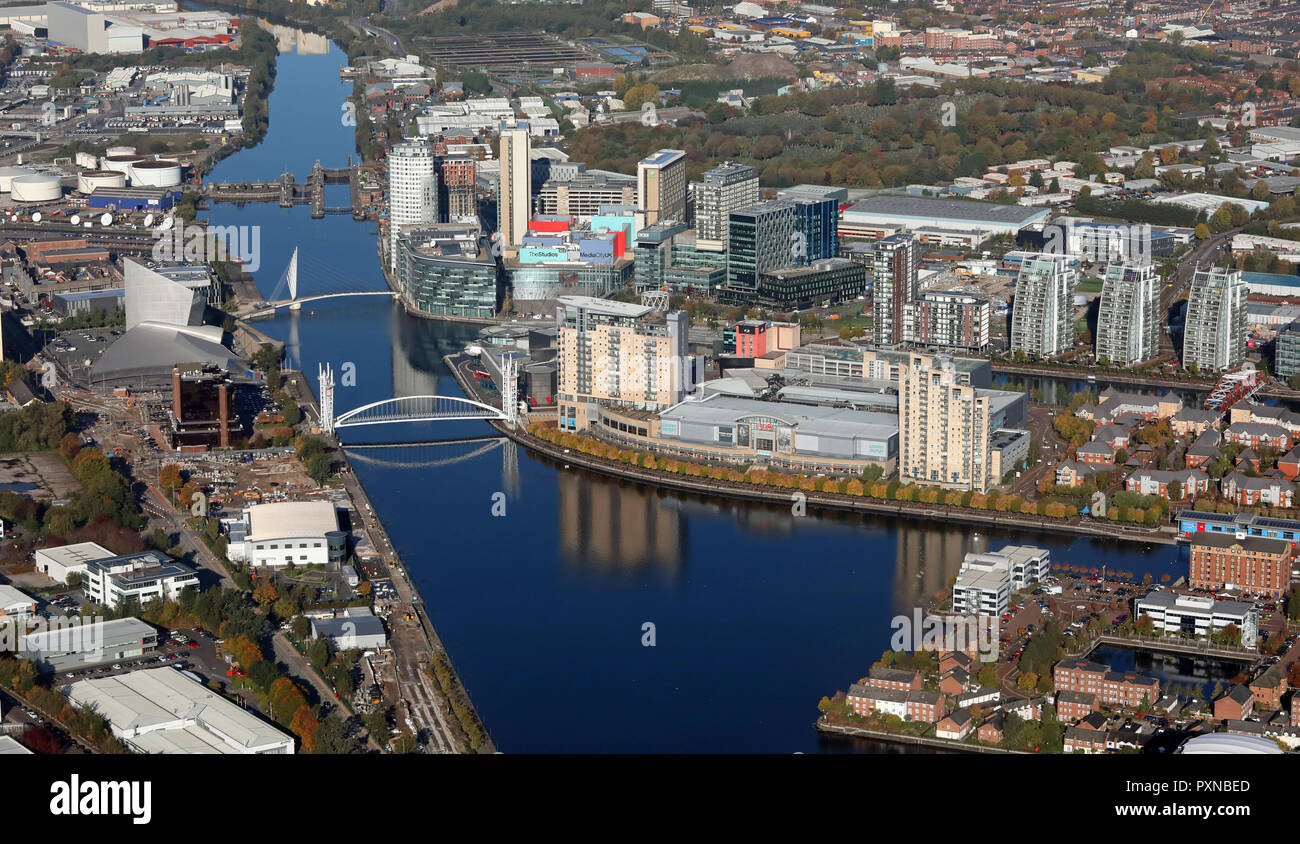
[813,718,1032,753]
[284,370,495,754]
[441,357,1177,548]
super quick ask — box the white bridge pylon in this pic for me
[252,247,398,318]
[287,246,299,310]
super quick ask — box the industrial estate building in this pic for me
[0,584,36,624]
[82,550,199,609]
[21,617,159,673]
[229,501,347,569]
[839,195,1050,240]
[66,667,296,754]
[310,608,388,650]
[34,541,114,583]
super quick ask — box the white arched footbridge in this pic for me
[319,360,522,434]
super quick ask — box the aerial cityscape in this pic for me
[0,0,1295,807]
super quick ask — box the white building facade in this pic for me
[388,138,438,271]
[234,501,347,569]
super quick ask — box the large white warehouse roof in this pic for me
[246,500,341,538]
[66,667,295,754]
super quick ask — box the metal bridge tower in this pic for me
[641,289,670,312]
[502,356,519,429]
[319,362,335,435]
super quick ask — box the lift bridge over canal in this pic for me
[318,359,522,437]
[204,159,367,220]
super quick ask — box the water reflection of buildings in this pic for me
[892,522,984,613]
[557,472,684,574]
[391,308,481,398]
[259,21,330,55]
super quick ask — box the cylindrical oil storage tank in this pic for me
[101,154,145,184]
[78,169,126,194]
[104,145,136,158]
[130,159,182,187]
[0,165,36,192]
[10,173,63,203]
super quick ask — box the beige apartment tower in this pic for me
[899,352,992,493]
[637,149,687,226]
[497,128,531,254]
[556,295,689,431]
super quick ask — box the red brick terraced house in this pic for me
[1055,689,1100,721]
[846,684,909,718]
[866,665,923,691]
[1213,684,1254,722]
[1277,445,1300,480]
[1228,402,1300,439]
[1124,468,1209,500]
[938,651,974,675]
[1220,472,1295,508]
[1053,659,1161,708]
[1223,422,1290,451]
[905,690,947,723]
[977,712,1005,744]
[935,707,973,740]
[1077,440,1116,466]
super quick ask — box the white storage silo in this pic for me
[130,159,182,187]
[0,165,36,192]
[101,154,145,184]
[104,145,136,158]
[78,169,126,194]
[10,174,63,203]
[74,151,98,170]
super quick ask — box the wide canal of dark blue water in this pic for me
[203,30,1189,753]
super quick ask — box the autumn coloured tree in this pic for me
[230,635,264,669]
[290,705,320,753]
[267,677,308,726]
[252,580,279,607]
[59,433,81,461]
[159,464,183,497]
